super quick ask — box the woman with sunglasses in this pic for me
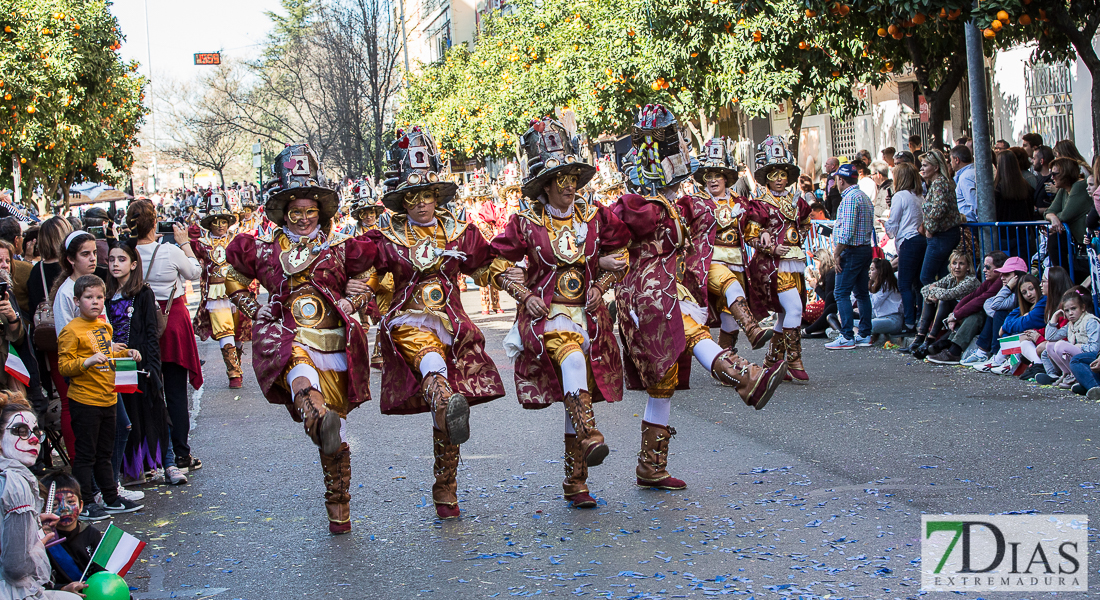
[744,135,814,382]
[353,127,504,521]
[917,149,967,288]
[223,144,380,535]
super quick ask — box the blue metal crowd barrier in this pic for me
[961,221,1077,282]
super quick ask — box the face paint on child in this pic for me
[2,411,41,467]
[53,490,81,531]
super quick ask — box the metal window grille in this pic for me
[830,117,857,160]
[1026,62,1074,143]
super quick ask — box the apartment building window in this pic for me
[830,117,857,160]
[1026,62,1074,143]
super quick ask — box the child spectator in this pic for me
[867,258,903,337]
[905,250,978,359]
[979,274,1044,375]
[965,258,1037,368]
[50,232,99,333]
[38,473,105,587]
[58,274,145,521]
[1033,270,1073,384]
[1042,286,1099,388]
[926,251,1008,364]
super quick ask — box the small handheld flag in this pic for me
[998,334,1022,356]
[112,358,139,394]
[82,523,146,580]
[4,343,30,386]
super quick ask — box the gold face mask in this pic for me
[287,207,320,223]
[767,170,788,184]
[703,171,725,183]
[555,173,578,189]
[403,189,439,208]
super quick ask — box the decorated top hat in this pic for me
[498,162,523,196]
[239,186,258,209]
[519,117,597,200]
[624,104,697,194]
[200,190,238,230]
[463,172,494,202]
[264,144,339,227]
[753,135,800,186]
[593,156,626,193]
[693,137,739,186]
[350,179,385,219]
[380,126,457,213]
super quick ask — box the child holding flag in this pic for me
[58,274,145,521]
[1044,287,1100,389]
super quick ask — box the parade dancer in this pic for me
[345,180,393,368]
[698,137,772,353]
[614,105,788,491]
[190,191,253,389]
[236,188,262,234]
[465,174,507,315]
[357,127,505,520]
[499,164,525,216]
[487,117,632,508]
[224,144,378,534]
[744,136,813,382]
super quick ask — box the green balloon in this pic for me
[84,571,130,600]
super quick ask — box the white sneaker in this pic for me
[116,484,145,502]
[825,327,840,340]
[166,466,188,485]
[960,349,990,366]
[972,360,997,373]
[990,362,1013,375]
[825,336,856,350]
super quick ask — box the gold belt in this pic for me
[406,279,447,311]
[552,268,585,304]
[287,287,342,329]
[294,326,347,353]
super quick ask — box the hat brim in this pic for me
[381,181,458,214]
[521,163,597,200]
[265,186,340,227]
[200,213,238,229]
[351,203,386,219]
[692,165,739,185]
[753,164,801,186]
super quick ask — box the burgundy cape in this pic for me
[364,211,505,415]
[225,229,378,420]
[612,193,715,391]
[490,198,632,408]
[744,191,812,320]
[189,232,254,342]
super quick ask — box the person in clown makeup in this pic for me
[349,126,504,521]
[0,390,86,598]
[224,144,379,535]
[743,136,814,383]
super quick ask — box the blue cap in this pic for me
[836,163,858,179]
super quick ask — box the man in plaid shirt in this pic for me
[825,163,876,350]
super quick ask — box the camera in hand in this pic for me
[87,225,107,240]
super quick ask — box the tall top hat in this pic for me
[498,162,523,196]
[753,135,800,186]
[463,172,494,201]
[624,104,697,194]
[200,190,238,229]
[594,156,626,193]
[239,186,258,209]
[349,179,385,219]
[380,126,456,213]
[519,117,597,200]
[693,137,739,185]
[264,144,339,227]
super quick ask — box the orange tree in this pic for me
[399,0,887,160]
[804,0,1095,152]
[0,0,147,210]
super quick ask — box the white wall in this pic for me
[1071,39,1097,163]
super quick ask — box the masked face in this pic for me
[286,198,321,236]
[2,411,41,467]
[703,171,728,197]
[767,170,789,194]
[210,219,230,237]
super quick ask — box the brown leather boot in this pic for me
[222,345,243,389]
[783,328,809,381]
[432,428,460,519]
[292,387,342,456]
[562,391,609,467]
[730,297,773,350]
[710,349,788,410]
[563,434,597,508]
[423,373,470,446]
[636,422,686,490]
[717,330,739,353]
[763,327,785,369]
[320,442,351,534]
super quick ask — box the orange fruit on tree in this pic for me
[996,10,1009,21]
[799,40,808,49]
[912,13,926,24]
[752,30,762,42]
[805,9,817,17]
[877,27,887,36]
[983,28,996,38]
[1019,14,1032,25]
[891,30,904,39]
[831,70,840,77]
[888,24,899,34]
[839,4,850,16]
[991,19,1003,31]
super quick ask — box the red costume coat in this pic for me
[612,193,715,391]
[490,198,632,408]
[190,230,254,342]
[744,188,812,319]
[363,210,505,415]
[225,229,377,419]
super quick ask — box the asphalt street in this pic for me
[106,290,1100,600]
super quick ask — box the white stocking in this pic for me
[777,288,803,328]
[560,352,589,395]
[643,396,671,426]
[339,418,347,443]
[419,352,448,378]
[692,339,724,371]
[218,335,236,349]
[773,312,785,332]
[720,312,738,333]
[1020,340,1041,364]
[724,280,746,307]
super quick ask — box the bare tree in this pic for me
[161,68,248,187]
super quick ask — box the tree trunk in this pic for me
[907,35,968,150]
[218,169,226,189]
[789,105,806,160]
